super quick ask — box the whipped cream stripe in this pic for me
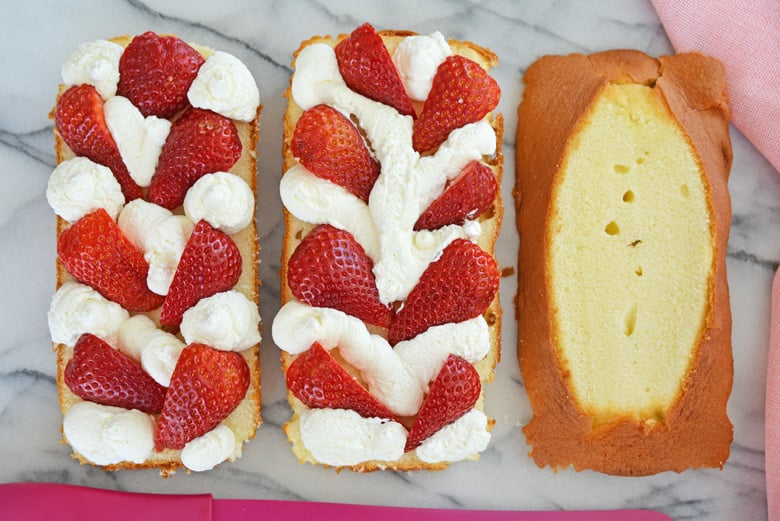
[278,32,498,465]
[48,36,261,472]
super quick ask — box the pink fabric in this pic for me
[651,1,780,517]
[652,0,780,174]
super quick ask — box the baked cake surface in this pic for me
[515,50,733,475]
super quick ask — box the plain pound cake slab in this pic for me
[515,50,733,476]
[47,32,262,476]
[273,23,503,471]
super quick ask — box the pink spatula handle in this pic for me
[0,482,672,521]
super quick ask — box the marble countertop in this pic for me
[1,1,776,519]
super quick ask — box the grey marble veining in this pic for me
[0,1,776,519]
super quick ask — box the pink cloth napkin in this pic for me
[652,0,780,174]
[651,0,780,517]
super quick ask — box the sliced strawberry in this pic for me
[388,239,498,345]
[414,161,498,231]
[57,209,164,312]
[147,108,242,209]
[291,104,380,202]
[412,55,500,153]
[334,23,416,118]
[287,342,397,421]
[55,84,142,201]
[159,220,242,330]
[288,224,392,328]
[117,31,204,119]
[405,354,481,451]
[155,343,250,450]
[64,333,166,414]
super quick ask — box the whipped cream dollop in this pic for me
[61,40,123,99]
[63,402,154,465]
[299,408,406,467]
[118,315,185,387]
[273,301,489,416]
[118,199,194,295]
[181,290,261,351]
[415,409,491,463]
[183,172,255,235]
[48,281,129,348]
[46,157,125,223]
[288,43,495,303]
[181,425,236,472]
[188,51,260,122]
[391,32,451,101]
[104,96,171,187]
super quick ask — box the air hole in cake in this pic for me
[605,221,620,235]
[680,184,689,198]
[623,190,635,203]
[613,164,630,174]
[636,157,645,165]
[485,311,497,326]
[624,303,637,337]
[635,266,643,276]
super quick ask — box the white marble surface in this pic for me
[0,0,776,519]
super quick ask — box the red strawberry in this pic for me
[334,23,416,118]
[155,343,250,450]
[147,108,242,209]
[291,104,380,202]
[414,161,498,231]
[160,220,242,330]
[64,333,166,414]
[388,239,498,345]
[405,354,481,451]
[412,55,500,153]
[117,31,204,119]
[57,209,164,312]
[287,342,397,421]
[288,224,392,328]
[55,84,142,201]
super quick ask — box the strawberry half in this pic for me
[288,224,392,328]
[160,220,242,330]
[117,31,204,119]
[334,23,416,118]
[155,343,250,450]
[57,208,164,312]
[405,354,481,451]
[412,55,500,153]
[291,104,380,202]
[55,84,142,201]
[287,342,397,421]
[388,239,498,345]
[147,108,242,209]
[414,160,498,231]
[64,333,166,414]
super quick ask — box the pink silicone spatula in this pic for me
[0,482,671,521]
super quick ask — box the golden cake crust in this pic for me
[515,50,733,476]
[280,29,503,472]
[51,35,262,476]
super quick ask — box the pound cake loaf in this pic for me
[46,32,262,476]
[272,23,503,471]
[515,50,733,475]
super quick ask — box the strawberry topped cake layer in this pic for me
[274,24,503,471]
[46,32,262,476]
